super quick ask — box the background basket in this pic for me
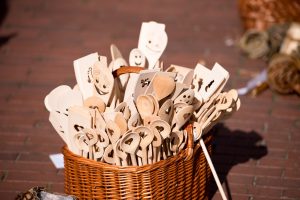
[238,0,300,31]
[63,131,213,199]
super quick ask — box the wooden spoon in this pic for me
[150,120,171,159]
[115,102,131,121]
[114,139,128,166]
[128,113,142,130]
[200,94,233,132]
[169,131,184,156]
[151,129,162,162]
[94,129,110,161]
[158,99,174,123]
[136,95,155,120]
[178,130,187,151]
[102,144,115,165]
[114,112,128,135]
[120,132,140,166]
[74,128,98,160]
[83,128,98,160]
[147,94,159,115]
[134,126,154,166]
[84,96,106,113]
[193,122,203,142]
[74,132,88,158]
[173,102,188,113]
[153,75,176,101]
[143,115,160,127]
[105,120,121,145]
[172,105,194,131]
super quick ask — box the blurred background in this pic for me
[0,0,299,199]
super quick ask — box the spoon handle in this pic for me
[130,153,138,166]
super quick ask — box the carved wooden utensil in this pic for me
[128,113,142,130]
[114,139,128,166]
[172,105,193,131]
[169,131,184,156]
[94,129,110,161]
[120,132,140,166]
[152,75,176,101]
[102,144,115,165]
[138,21,168,69]
[74,128,98,160]
[114,102,131,121]
[105,120,121,145]
[150,120,171,159]
[158,99,174,124]
[151,128,162,163]
[136,95,156,121]
[134,126,154,166]
[84,96,106,113]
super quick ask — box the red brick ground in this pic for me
[0,0,299,199]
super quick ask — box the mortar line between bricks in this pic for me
[0,180,59,184]
[8,160,53,165]
[1,168,61,174]
[219,183,300,191]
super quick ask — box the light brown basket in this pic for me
[62,67,214,199]
[238,0,300,30]
[63,125,213,199]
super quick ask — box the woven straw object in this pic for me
[63,125,213,200]
[267,53,300,94]
[238,0,300,31]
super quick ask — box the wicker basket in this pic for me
[238,0,300,31]
[63,128,213,199]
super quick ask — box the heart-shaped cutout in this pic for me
[150,120,171,139]
[120,132,140,154]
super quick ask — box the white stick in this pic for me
[200,139,227,200]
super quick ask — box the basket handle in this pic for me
[112,66,144,78]
[184,124,194,161]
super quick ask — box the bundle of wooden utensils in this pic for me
[44,21,240,167]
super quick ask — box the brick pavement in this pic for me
[0,0,299,199]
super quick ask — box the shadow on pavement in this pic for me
[208,123,268,199]
[0,0,16,48]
